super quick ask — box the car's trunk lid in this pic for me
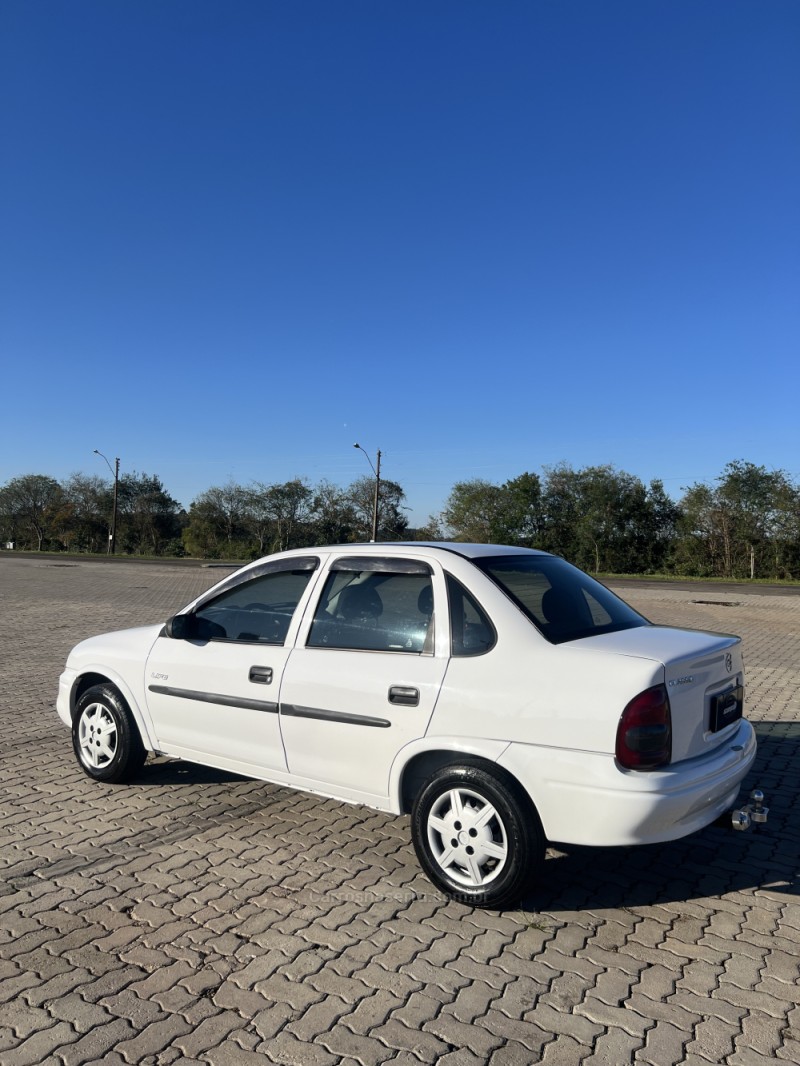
[573,624,745,762]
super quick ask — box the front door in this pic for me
[145,559,319,775]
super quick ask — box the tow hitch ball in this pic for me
[731,789,769,832]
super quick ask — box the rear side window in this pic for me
[446,575,496,656]
[476,555,646,644]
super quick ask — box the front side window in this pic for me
[192,567,315,644]
[307,559,434,653]
[476,555,647,644]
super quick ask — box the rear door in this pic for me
[279,555,448,800]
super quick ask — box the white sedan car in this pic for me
[57,543,760,908]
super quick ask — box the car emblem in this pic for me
[725,653,732,673]
[669,675,694,688]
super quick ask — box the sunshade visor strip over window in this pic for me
[476,555,647,644]
[330,557,433,575]
[190,556,320,611]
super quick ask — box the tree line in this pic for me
[0,472,409,559]
[1,460,798,580]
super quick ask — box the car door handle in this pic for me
[249,666,273,685]
[389,685,419,707]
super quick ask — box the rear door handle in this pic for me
[249,666,273,685]
[389,685,419,707]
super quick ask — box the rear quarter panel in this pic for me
[426,558,662,754]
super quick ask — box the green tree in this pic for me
[639,479,681,573]
[247,479,314,553]
[0,474,64,551]
[540,464,670,573]
[676,461,799,578]
[117,472,182,555]
[413,514,445,540]
[770,477,800,578]
[441,479,506,543]
[347,476,409,541]
[183,482,251,558]
[495,472,543,546]
[441,474,542,546]
[60,473,111,552]
[538,465,582,563]
[310,481,357,544]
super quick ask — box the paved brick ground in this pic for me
[0,555,797,1066]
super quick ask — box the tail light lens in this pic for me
[616,684,672,770]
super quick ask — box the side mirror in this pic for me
[165,614,192,639]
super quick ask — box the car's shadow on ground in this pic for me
[526,828,797,916]
[525,721,799,912]
[126,722,798,912]
[131,759,247,786]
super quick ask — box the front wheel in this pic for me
[411,764,544,908]
[72,684,146,783]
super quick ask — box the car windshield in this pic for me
[475,554,648,644]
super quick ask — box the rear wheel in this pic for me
[73,684,145,783]
[411,763,544,908]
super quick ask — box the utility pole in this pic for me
[353,443,381,542]
[94,450,120,554]
[111,456,120,554]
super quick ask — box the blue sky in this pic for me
[2,0,798,524]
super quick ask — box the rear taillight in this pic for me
[616,684,672,770]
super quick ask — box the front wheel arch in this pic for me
[72,683,146,784]
[71,672,113,720]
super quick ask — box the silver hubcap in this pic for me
[427,787,508,887]
[78,703,118,769]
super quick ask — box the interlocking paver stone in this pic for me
[57,1019,135,1066]
[285,994,352,1041]
[477,1008,554,1055]
[172,1010,250,1058]
[1,556,798,1064]
[489,1041,548,1065]
[343,988,405,1034]
[317,1025,394,1066]
[370,1016,451,1060]
[1,1021,78,1066]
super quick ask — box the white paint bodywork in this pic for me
[57,543,757,849]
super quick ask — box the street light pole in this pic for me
[353,443,381,542]
[94,450,120,555]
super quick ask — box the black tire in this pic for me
[72,684,146,784]
[411,763,544,909]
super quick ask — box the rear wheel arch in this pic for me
[399,749,537,819]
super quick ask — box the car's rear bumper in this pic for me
[497,718,757,846]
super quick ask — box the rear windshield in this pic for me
[476,555,648,644]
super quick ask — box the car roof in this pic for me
[280,542,551,560]
[376,542,549,558]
